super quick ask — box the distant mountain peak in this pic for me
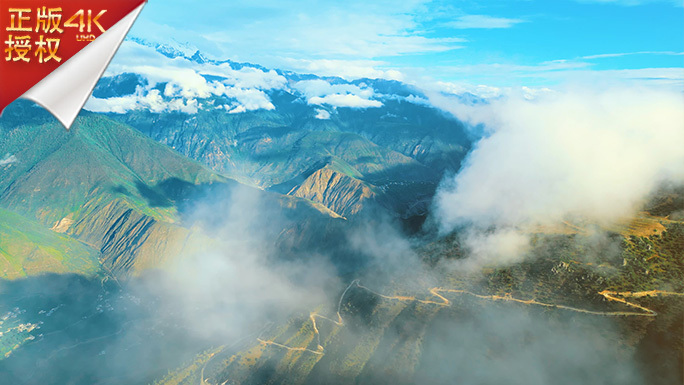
[127,37,272,72]
[128,36,199,60]
[191,50,207,64]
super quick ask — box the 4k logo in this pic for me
[64,9,107,34]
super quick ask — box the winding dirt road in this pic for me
[258,281,683,356]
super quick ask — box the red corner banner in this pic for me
[0,0,146,127]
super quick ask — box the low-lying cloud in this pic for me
[0,153,18,166]
[433,86,684,264]
[85,41,286,115]
[85,41,400,114]
[293,79,383,108]
[314,108,331,120]
[129,184,343,344]
[309,94,383,108]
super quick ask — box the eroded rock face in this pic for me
[288,167,377,218]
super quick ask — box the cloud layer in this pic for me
[85,41,286,114]
[85,41,398,114]
[433,86,684,264]
[448,15,525,29]
[0,153,18,166]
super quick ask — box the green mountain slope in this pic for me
[0,208,100,280]
[0,106,223,276]
[0,110,222,225]
[0,103,339,277]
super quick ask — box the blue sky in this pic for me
[127,0,683,87]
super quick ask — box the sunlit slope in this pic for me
[527,187,682,238]
[0,208,100,280]
[287,166,378,218]
[0,109,223,226]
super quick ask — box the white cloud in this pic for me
[314,109,331,120]
[571,67,684,83]
[309,94,383,108]
[448,15,526,29]
[404,94,431,105]
[432,81,506,99]
[228,105,246,114]
[433,86,684,265]
[222,87,275,112]
[422,61,684,90]
[110,40,287,90]
[434,60,593,77]
[581,51,684,60]
[86,41,284,115]
[292,79,381,108]
[85,89,201,114]
[0,153,18,166]
[292,79,374,99]
[574,0,682,6]
[186,2,463,59]
[106,42,287,97]
[202,65,288,90]
[139,184,340,343]
[86,85,275,115]
[168,97,200,114]
[459,228,531,266]
[282,58,405,81]
[520,86,556,100]
[419,81,556,105]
